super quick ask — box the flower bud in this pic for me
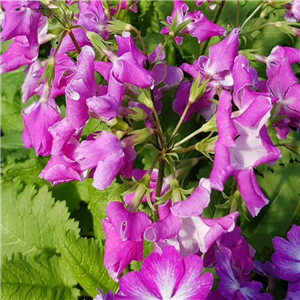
[188,74,210,104]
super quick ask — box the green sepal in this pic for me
[108,19,133,34]
[136,88,154,109]
[189,75,210,104]
[39,2,54,18]
[195,134,218,161]
[38,57,56,86]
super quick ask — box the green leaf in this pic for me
[57,231,118,296]
[241,162,300,261]
[1,253,79,300]
[1,182,79,258]
[2,157,49,186]
[88,181,128,239]
[0,68,38,134]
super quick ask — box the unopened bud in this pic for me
[108,20,133,34]
[189,74,210,104]
[121,128,154,147]
[120,107,148,121]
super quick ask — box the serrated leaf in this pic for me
[58,231,118,296]
[2,156,49,185]
[241,162,300,261]
[1,253,79,300]
[1,182,79,258]
[88,181,129,239]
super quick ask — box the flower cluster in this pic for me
[1,0,300,299]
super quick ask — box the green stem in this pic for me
[166,156,177,179]
[148,153,161,176]
[68,30,81,53]
[241,22,275,35]
[130,25,148,59]
[174,125,205,148]
[155,157,166,199]
[71,25,87,32]
[53,30,67,58]
[154,35,171,63]
[116,0,123,19]
[168,102,192,147]
[240,1,264,29]
[200,0,225,55]
[236,0,240,28]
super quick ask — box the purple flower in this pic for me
[272,225,300,282]
[161,0,225,45]
[75,131,136,190]
[114,246,213,300]
[216,247,272,300]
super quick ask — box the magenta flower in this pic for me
[77,0,109,40]
[145,179,239,257]
[114,246,213,300]
[65,46,97,130]
[39,136,84,185]
[102,202,151,281]
[272,225,300,282]
[267,59,300,139]
[75,131,136,190]
[22,97,61,157]
[210,90,281,217]
[161,0,225,45]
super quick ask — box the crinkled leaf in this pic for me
[58,231,118,296]
[1,181,79,258]
[1,253,79,300]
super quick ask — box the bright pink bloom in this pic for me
[22,97,61,157]
[76,131,136,190]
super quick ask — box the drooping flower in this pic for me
[75,131,136,190]
[102,202,151,281]
[65,45,97,130]
[113,246,213,300]
[22,93,61,157]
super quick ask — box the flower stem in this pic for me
[240,1,264,29]
[236,0,240,28]
[154,35,171,63]
[68,30,81,54]
[168,102,192,147]
[130,25,148,58]
[174,125,205,148]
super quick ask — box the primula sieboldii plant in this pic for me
[1,1,300,300]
